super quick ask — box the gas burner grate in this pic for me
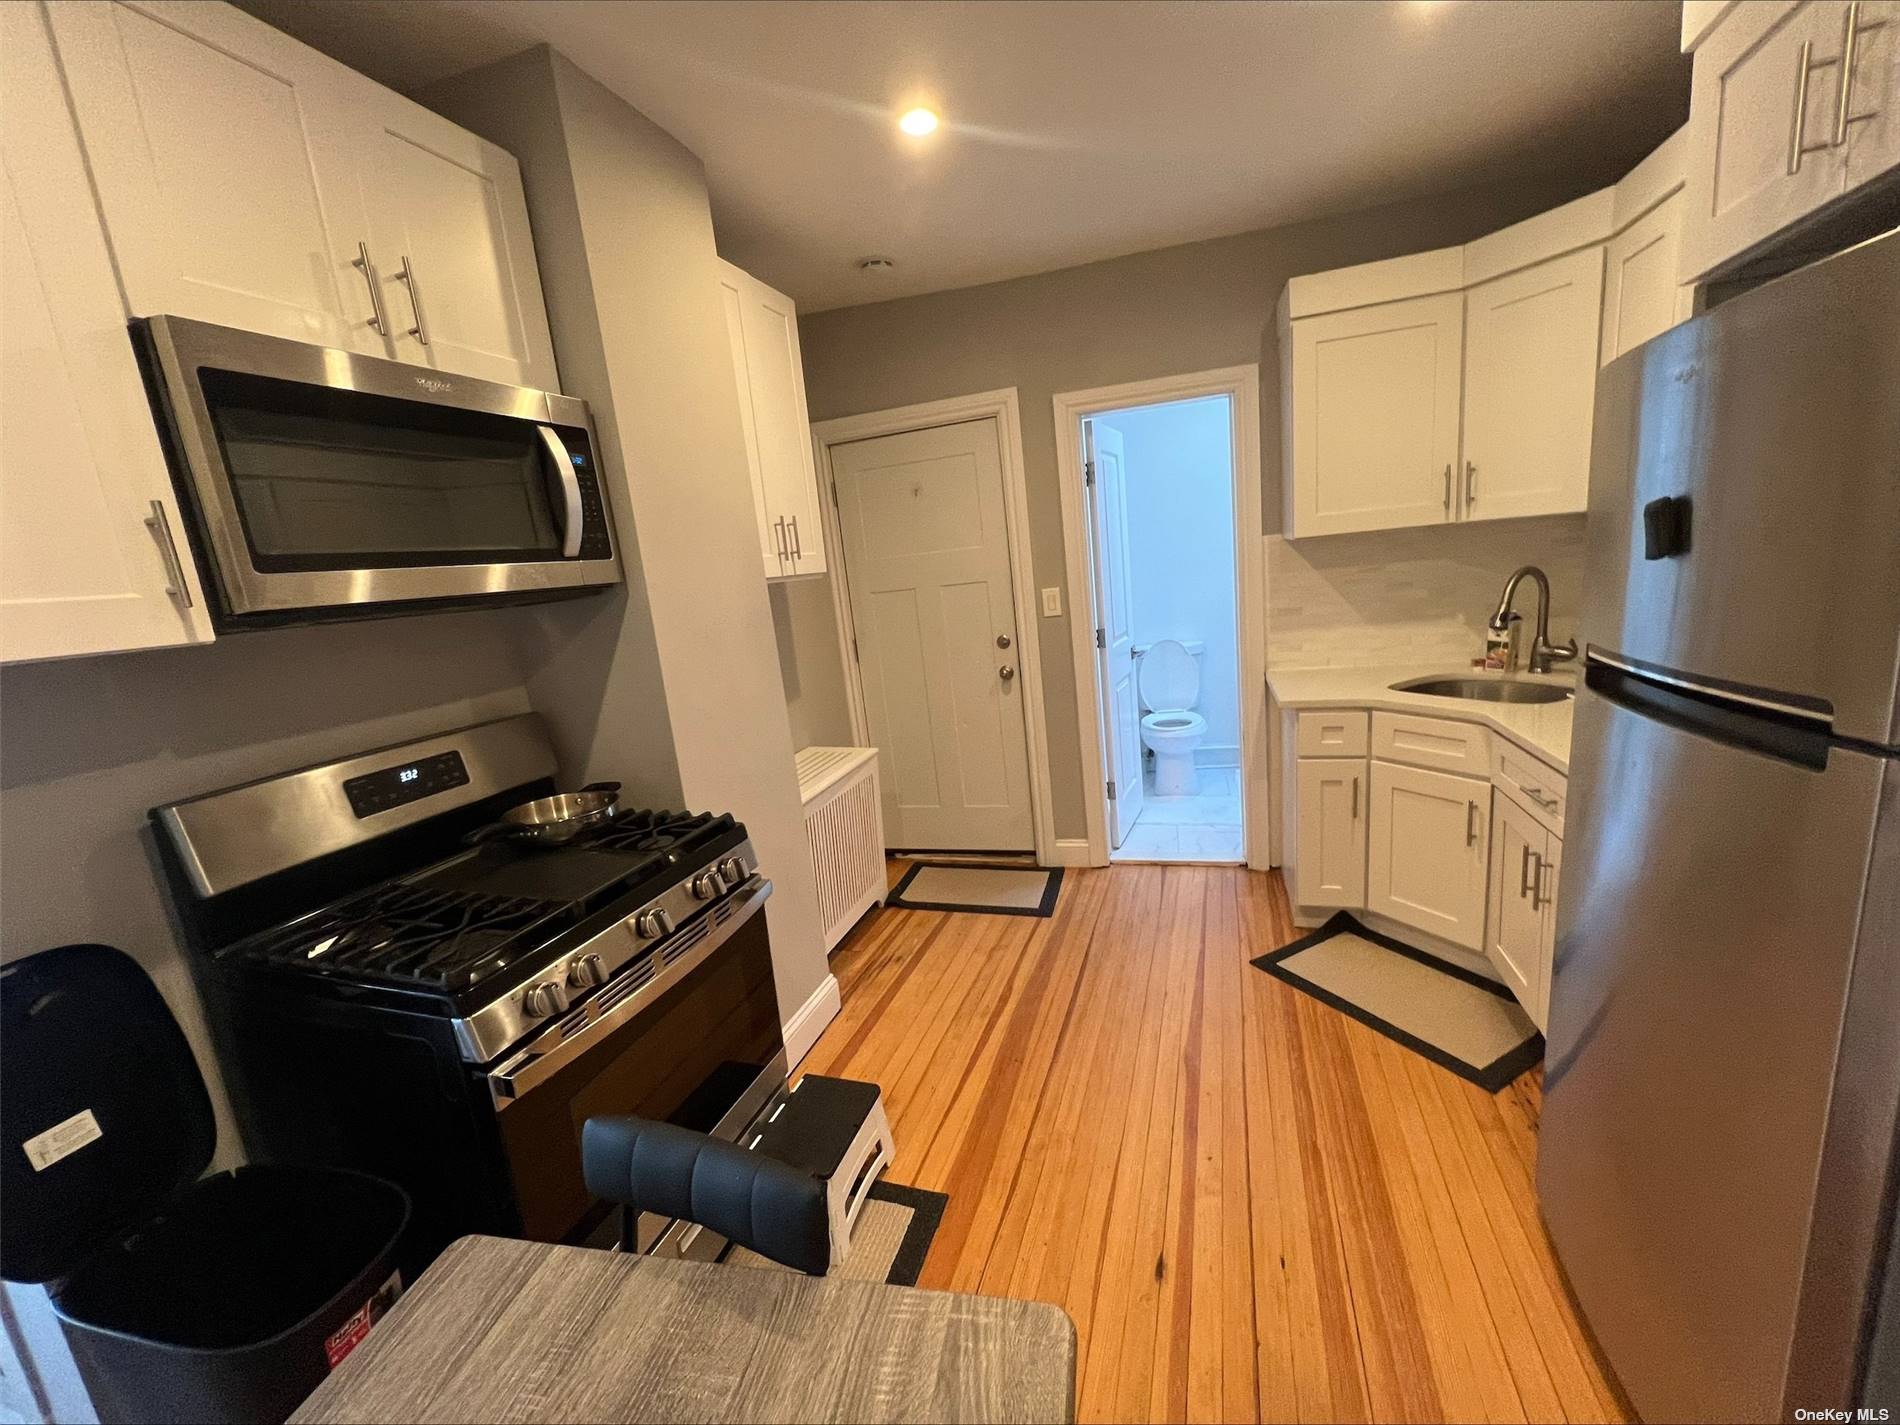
[238,881,571,991]
[578,809,721,856]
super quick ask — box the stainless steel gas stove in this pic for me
[152,713,789,1269]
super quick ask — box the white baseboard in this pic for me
[1043,838,1095,867]
[1194,745,1241,768]
[784,972,842,1068]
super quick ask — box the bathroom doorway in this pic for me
[1060,370,1262,866]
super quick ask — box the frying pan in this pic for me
[467,782,621,846]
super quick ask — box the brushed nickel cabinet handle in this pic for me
[144,499,193,607]
[1532,856,1553,910]
[352,241,389,336]
[1351,775,1359,821]
[1442,463,1452,514]
[1520,844,1535,898]
[788,515,802,560]
[1466,800,1479,846]
[1465,460,1477,508]
[395,254,430,346]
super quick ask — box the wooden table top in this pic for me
[290,1235,1077,1425]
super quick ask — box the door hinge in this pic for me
[830,479,840,508]
[1084,459,1095,487]
[1106,779,1116,801]
[1095,627,1105,650]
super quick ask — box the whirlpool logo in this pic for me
[414,375,453,394]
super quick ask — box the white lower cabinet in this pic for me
[1366,759,1492,953]
[1294,757,1367,908]
[1486,790,1551,1022]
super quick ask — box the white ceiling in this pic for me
[240,0,1689,312]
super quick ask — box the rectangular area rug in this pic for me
[886,862,1062,918]
[721,1181,948,1286]
[1252,912,1542,1092]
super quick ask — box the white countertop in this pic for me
[1267,664,1576,772]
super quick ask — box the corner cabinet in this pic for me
[1280,701,1568,1026]
[1680,0,1900,281]
[44,0,559,391]
[717,259,827,580]
[1,2,213,663]
[1279,129,1697,539]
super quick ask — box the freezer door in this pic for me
[1582,230,1900,746]
[1540,682,1888,1424]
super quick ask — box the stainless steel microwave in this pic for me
[136,315,620,627]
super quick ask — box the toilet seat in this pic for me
[1140,709,1207,739]
[1136,639,1199,714]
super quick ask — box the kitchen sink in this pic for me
[1390,675,1573,705]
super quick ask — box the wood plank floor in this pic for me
[798,862,1629,1425]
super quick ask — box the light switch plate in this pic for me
[1040,587,1062,617]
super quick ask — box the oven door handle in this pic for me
[538,424,584,558]
[486,876,773,1108]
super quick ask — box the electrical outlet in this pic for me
[1040,587,1062,617]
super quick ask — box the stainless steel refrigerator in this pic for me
[1540,227,1900,1424]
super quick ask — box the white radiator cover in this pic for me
[794,747,886,952]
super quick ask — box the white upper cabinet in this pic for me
[359,91,560,389]
[2,3,213,663]
[717,259,826,579]
[45,0,373,351]
[1601,129,1695,366]
[1681,1,1900,279]
[1460,246,1604,521]
[1283,285,1465,537]
[45,1,559,390]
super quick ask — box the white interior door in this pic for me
[1085,420,1144,846]
[833,419,1033,851]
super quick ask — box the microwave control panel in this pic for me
[564,439,613,561]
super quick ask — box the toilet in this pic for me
[1136,639,1207,797]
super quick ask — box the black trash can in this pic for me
[1,944,411,1424]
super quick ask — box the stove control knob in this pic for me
[568,953,608,990]
[720,856,747,886]
[522,980,570,1018]
[634,907,675,940]
[690,870,721,901]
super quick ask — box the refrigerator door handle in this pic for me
[1586,646,1832,726]
[1584,648,1837,771]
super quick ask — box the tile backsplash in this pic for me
[1266,514,1587,669]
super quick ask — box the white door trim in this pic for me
[809,390,1057,864]
[1052,365,1267,869]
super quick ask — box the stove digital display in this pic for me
[343,751,469,818]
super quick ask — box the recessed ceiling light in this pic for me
[857,256,896,273]
[898,107,939,137]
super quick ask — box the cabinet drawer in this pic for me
[1492,741,1567,833]
[1371,712,1491,775]
[1295,710,1370,758]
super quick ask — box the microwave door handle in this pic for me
[538,425,584,558]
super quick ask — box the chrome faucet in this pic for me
[1490,566,1578,675]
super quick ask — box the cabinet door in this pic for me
[2,3,213,662]
[1484,791,1548,1013]
[1367,760,1491,952]
[1600,191,1691,366]
[717,263,787,579]
[1285,291,1464,537]
[45,0,375,350]
[741,275,826,576]
[359,90,560,390]
[1681,0,1852,279]
[1844,1,1900,189]
[1534,834,1562,1032]
[1294,758,1367,909]
[1460,246,1604,522]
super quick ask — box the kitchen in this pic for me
[1,3,1897,1424]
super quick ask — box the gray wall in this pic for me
[778,173,1593,840]
[424,48,833,1033]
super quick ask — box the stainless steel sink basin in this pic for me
[1390,675,1573,705]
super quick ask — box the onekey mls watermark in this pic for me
[1792,1409,1891,1422]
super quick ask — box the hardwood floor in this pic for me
[798,862,1628,1425]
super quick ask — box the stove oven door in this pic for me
[486,878,787,1251]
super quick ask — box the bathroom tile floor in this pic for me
[1110,766,1244,863]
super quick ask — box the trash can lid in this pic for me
[0,945,215,1284]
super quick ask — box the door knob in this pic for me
[996,633,1012,649]
[999,665,1016,681]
